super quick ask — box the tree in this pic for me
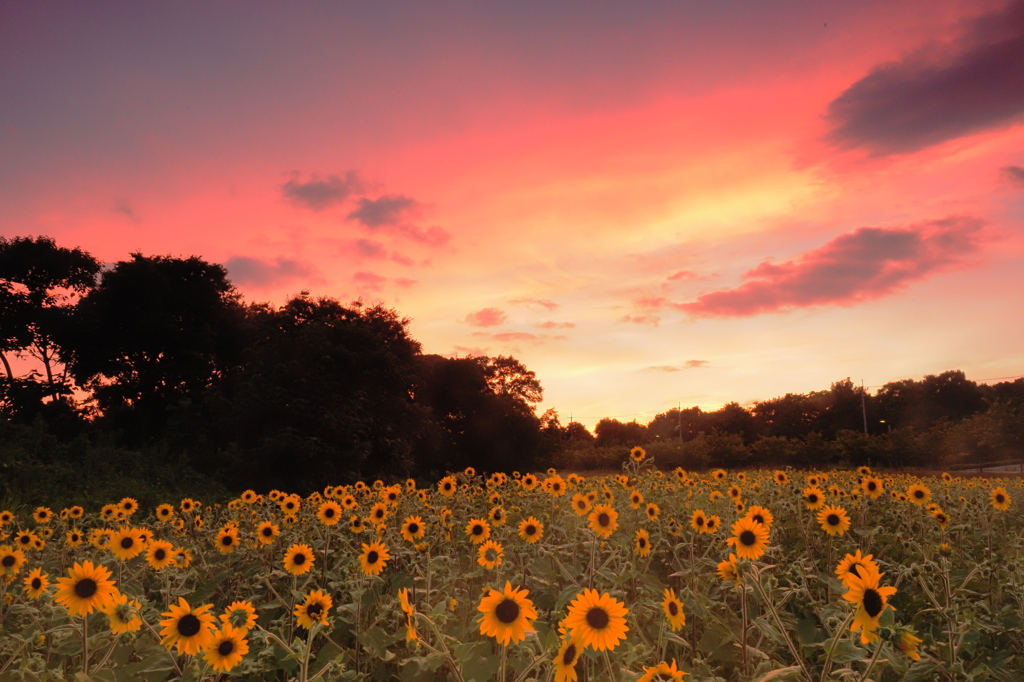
[476,356,543,410]
[594,418,648,447]
[65,253,244,441]
[0,236,100,399]
[214,295,424,490]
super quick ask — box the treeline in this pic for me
[0,236,554,503]
[548,373,1024,472]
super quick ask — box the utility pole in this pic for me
[678,402,682,445]
[860,380,868,434]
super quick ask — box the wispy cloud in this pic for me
[640,360,707,372]
[621,314,660,326]
[353,271,387,291]
[347,194,419,227]
[112,198,141,224]
[535,321,575,329]
[281,171,367,211]
[465,307,507,327]
[681,216,986,317]
[826,0,1024,154]
[509,297,559,310]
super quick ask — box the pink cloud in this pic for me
[353,271,387,291]
[667,270,699,281]
[492,332,539,342]
[390,251,415,266]
[464,307,507,327]
[621,314,660,326]
[535,321,575,329]
[682,216,986,317]
[394,277,417,288]
[635,296,669,309]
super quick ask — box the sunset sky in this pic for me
[3,1,1023,428]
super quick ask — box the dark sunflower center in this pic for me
[325,508,335,517]
[553,484,561,491]
[472,525,483,535]
[753,515,764,524]
[408,523,419,533]
[263,527,273,536]
[218,640,235,656]
[997,495,1006,503]
[849,563,861,577]
[639,538,647,547]
[74,578,98,598]
[739,530,756,546]
[914,490,924,499]
[222,536,233,545]
[586,607,610,630]
[526,525,536,535]
[177,613,201,637]
[495,598,520,624]
[808,495,818,503]
[862,588,884,617]
[2,555,15,567]
[668,601,678,616]
[307,602,323,618]
[31,577,41,589]
[155,549,166,560]
[294,553,306,565]
[827,514,840,526]
[367,551,379,564]
[18,536,30,545]
[868,482,877,490]
[696,517,705,526]
[598,513,610,527]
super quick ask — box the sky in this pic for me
[2,0,1024,429]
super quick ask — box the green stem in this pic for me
[81,615,89,677]
[819,610,856,682]
[855,639,886,682]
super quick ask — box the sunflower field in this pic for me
[2,450,1023,681]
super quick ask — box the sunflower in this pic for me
[65,530,84,549]
[54,560,118,616]
[119,497,139,517]
[835,549,878,586]
[317,501,343,526]
[897,630,923,661]
[23,567,49,599]
[716,553,740,584]
[180,498,198,514]
[145,540,176,571]
[638,660,687,681]
[477,540,504,570]
[773,470,789,485]
[861,476,884,498]
[727,485,742,500]
[401,516,426,543]
[359,540,390,576]
[634,529,652,557]
[931,509,950,530]
[843,563,897,644]
[155,504,176,523]
[203,624,249,672]
[727,516,769,560]
[703,515,721,534]
[518,517,544,544]
[552,635,583,682]
[15,530,39,550]
[645,502,660,521]
[214,526,239,555]
[33,507,53,524]
[689,510,707,533]
[745,505,773,530]
[906,483,931,506]
[588,504,619,538]
[661,588,686,631]
[629,446,646,462]
[0,510,14,525]
[488,505,506,525]
[564,588,629,651]
[341,494,358,510]
[712,469,727,481]
[220,600,258,632]
[0,545,26,575]
[438,475,458,497]
[465,518,492,544]
[991,487,1012,511]
[629,491,644,509]
[803,487,826,510]
[160,597,218,655]
[477,581,538,646]
[368,502,389,524]
[543,475,567,497]
[294,589,333,629]
[283,543,316,576]
[255,521,280,546]
[817,505,851,536]
[103,591,143,634]
[570,493,592,516]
